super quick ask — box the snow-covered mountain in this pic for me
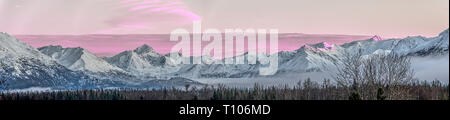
[38,45,123,73]
[167,29,449,78]
[104,44,181,77]
[0,32,94,89]
[0,33,203,90]
[102,29,449,79]
[336,29,448,56]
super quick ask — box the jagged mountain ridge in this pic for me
[104,44,182,77]
[38,45,124,73]
[36,29,449,79]
[0,33,203,90]
[162,29,449,78]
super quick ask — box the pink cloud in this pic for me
[166,9,201,21]
[96,0,201,34]
[129,5,156,11]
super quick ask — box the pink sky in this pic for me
[0,0,448,38]
[3,0,447,57]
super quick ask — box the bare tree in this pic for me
[335,49,364,87]
[335,49,415,100]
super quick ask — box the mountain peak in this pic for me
[38,45,122,72]
[134,44,154,54]
[0,32,12,37]
[39,45,85,55]
[0,32,15,42]
[39,45,63,50]
[371,35,382,41]
[0,32,43,57]
[439,29,449,37]
[304,42,335,51]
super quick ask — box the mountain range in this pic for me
[0,29,448,90]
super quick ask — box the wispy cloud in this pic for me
[96,0,202,34]
[0,0,201,34]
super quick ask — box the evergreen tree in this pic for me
[349,81,362,100]
[376,88,387,100]
[211,91,219,100]
[441,93,448,100]
[349,92,362,100]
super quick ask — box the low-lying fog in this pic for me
[194,54,449,88]
[411,53,449,83]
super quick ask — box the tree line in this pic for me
[0,79,447,100]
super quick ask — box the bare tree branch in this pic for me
[334,49,415,100]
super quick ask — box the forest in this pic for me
[0,79,448,100]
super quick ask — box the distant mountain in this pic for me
[336,29,448,56]
[169,29,449,78]
[38,45,124,73]
[102,29,449,79]
[104,44,181,77]
[371,35,382,41]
